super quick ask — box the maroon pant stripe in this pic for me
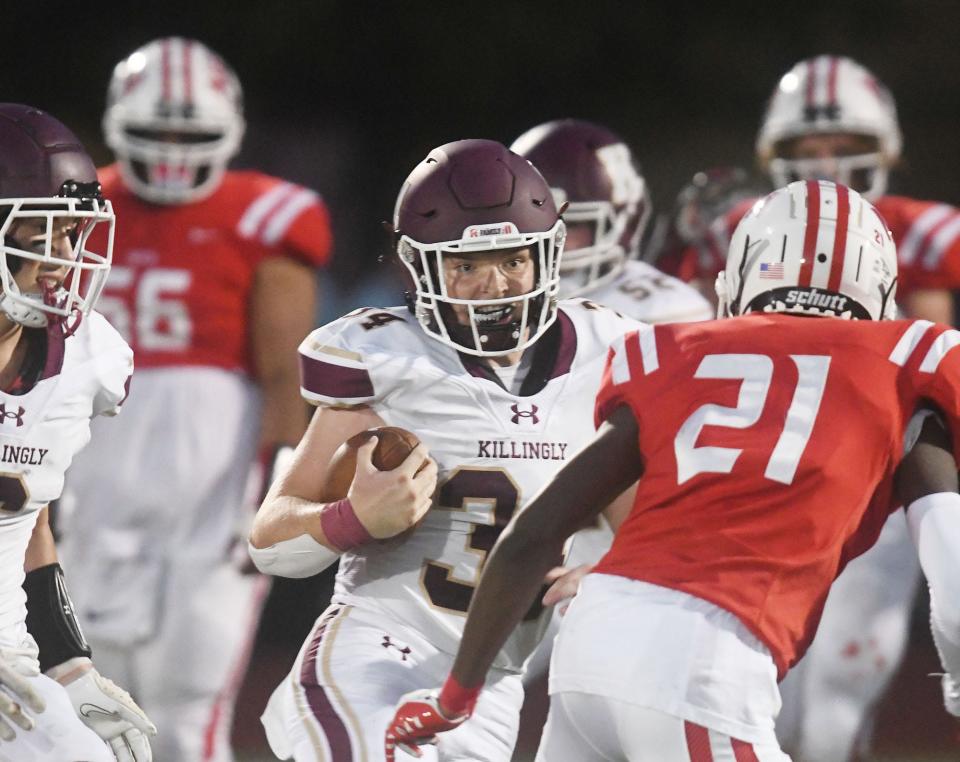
[684,721,715,761]
[300,608,353,760]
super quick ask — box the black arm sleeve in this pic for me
[23,563,91,672]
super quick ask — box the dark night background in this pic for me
[10,1,960,758]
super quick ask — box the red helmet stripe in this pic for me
[161,38,172,103]
[827,184,850,291]
[804,58,817,109]
[827,56,840,107]
[798,180,820,287]
[182,39,194,108]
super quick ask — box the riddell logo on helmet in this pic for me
[785,288,849,311]
[465,223,515,238]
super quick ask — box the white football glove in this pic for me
[55,658,156,761]
[0,647,45,741]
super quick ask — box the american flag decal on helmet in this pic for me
[759,262,784,279]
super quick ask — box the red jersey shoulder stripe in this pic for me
[919,328,960,373]
[921,213,960,270]
[886,320,960,374]
[237,182,321,247]
[888,320,934,366]
[261,188,321,245]
[897,204,953,266]
[237,183,296,238]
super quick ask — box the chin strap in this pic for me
[40,281,82,338]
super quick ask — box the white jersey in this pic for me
[564,260,711,570]
[585,259,713,324]
[298,302,642,672]
[0,312,132,652]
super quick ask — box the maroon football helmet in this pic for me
[0,104,114,330]
[511,119,649,297]
[392,139,565,356]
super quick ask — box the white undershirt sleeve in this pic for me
[906,492,960,715]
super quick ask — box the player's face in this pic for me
[778,132,878,163]
[5,217,79,295]
[442,246,536,326]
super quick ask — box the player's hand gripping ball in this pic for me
[322,426,423,500]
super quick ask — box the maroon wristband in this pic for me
[438,674,481,718]
[320,498,374,551]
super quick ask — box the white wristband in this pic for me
[247,534,340,579]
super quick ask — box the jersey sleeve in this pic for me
[899,322,960,467]
[235,179,333,268]
[298,311,385,407]
[594,323,659,428]
[86,312,135,417]
[888,198,960,290]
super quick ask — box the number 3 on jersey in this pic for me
[421,467,545,620]
[674,353,831,485]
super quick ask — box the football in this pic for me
[321,426,421,500]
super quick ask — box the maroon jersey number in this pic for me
[422,468,548,620]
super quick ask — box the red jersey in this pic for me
[95,164,333,374]
[676,195,960,298]
[593,314,960,676]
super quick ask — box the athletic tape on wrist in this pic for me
[320,498,374,551]
[439,674,481,718]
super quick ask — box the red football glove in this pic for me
[384,688,470,761]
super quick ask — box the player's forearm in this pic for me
[24,507,57,573]
[907,493,960,676]
[251,256,317,449]
[248,493,344,577]
[451,522,565,688]
[250,492,337,549]
[452,412,643,687]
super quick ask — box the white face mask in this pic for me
[0,196,115,331]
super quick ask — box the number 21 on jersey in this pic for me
[674,353,831,485]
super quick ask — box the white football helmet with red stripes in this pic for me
[757,56,901,200]
[717,180,897,320]
[103,37,245,204]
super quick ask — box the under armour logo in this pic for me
[382,635,411,661]
[0,404,25,427]
[510,403,539,425]
[803,103,841,122]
